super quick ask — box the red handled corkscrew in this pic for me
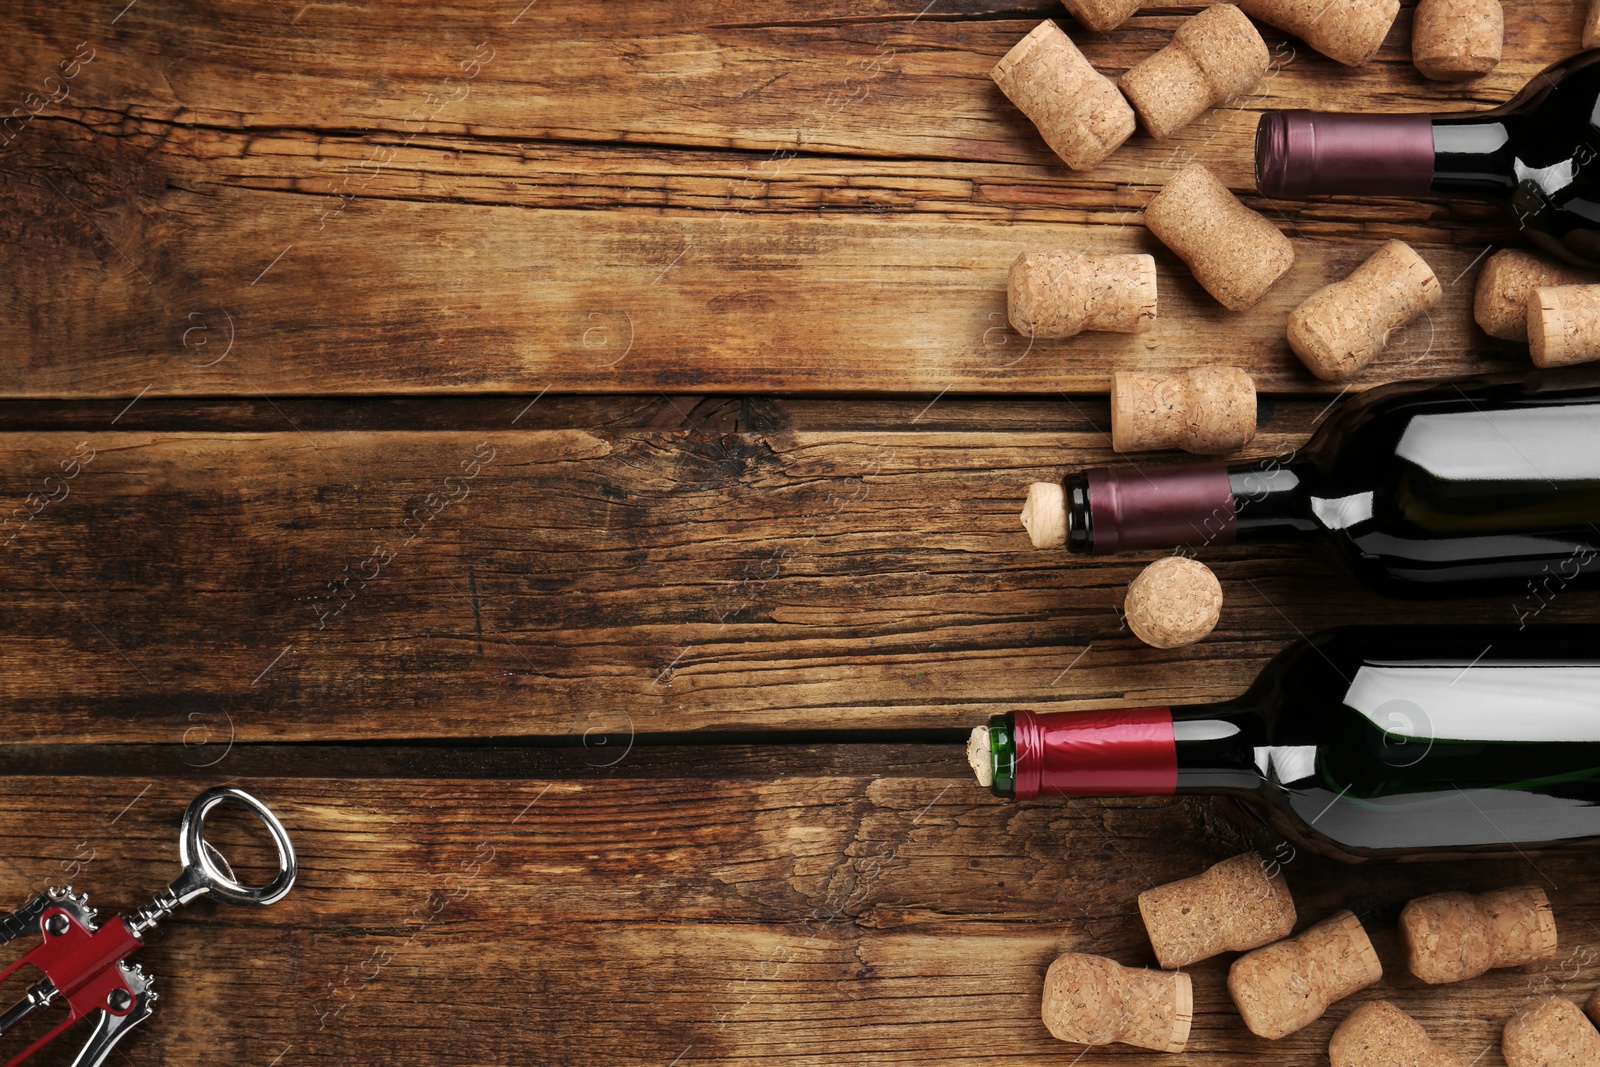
[0,787,295,1066]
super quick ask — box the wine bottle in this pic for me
[1255,49,1600,267]
[971,626,1600,862]
[1038,367,1600,602]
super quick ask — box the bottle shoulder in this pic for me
[1495,49,1600,125]
[1429,51,1600,265]
[1306,370,1600,480]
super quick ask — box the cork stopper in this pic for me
[1124,556,1222,649]
[992,22,1136,171]
[1008,250,1158,339]
[1286,240,1442,381]
[1474,249,1592,341]
[1503,997,1600,1067]
[1144,164,1295,311]
[1412,0,1502,80]
[1529,284,1600,369]
[1330,1001,1463,1067]
[1587,0,1600,50]
[1021,481,1067,549]
[1227,910,1382,1040]
[1400,885,1558,985]
[1061,0,1143,33]
[967,726,993,788]
[1041,952,1193,1053]
[1236,0,1400,67]
[1138,852,1297,969]
[1121,5,1271,140]
[1111,367,1256,454]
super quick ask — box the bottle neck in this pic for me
[1255,110,1518,199]
[987,708,1264,800]
[1064,457,1316,555]
[1431,114,1518,195]
[1228,461,1322,542]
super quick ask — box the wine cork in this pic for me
[1121,5,1271,140]
[1111,367,1256,454]
[1228,910,1382,1040]
[1144,164,1294,311]
[1056,0,1145,33]
[1007,250,1158,338]
[1412,0,1502,80]
[1236,0,1400,66]
[1041,952,1193,1053]
[1138,853,1297,969]
[1503,997,1600,1067]
[1400,885,1557,985]
[1061,0,1142,33]
[992,21,1136,171]
[1021,481,1067,549]
[1474,249,1592,341]
[1286,240,1442,381]
[1530,284,1600,368]
[1587,0,1600,50]
[967,725,993,788]
[1124,556,1222,649]
[1330,1001,1463,1067]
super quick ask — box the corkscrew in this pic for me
[0,787,295,1067]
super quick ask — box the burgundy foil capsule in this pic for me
[1011,708,1178,800]
[1256,111,1435,197]
[1085,464,1236,553]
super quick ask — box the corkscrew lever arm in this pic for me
[62,963,154,1067]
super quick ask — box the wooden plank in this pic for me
[5,397,1598,744]
[0,767,1595,1065]
[0,2,1584,397]
[0,0,1579,161]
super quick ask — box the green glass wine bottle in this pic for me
[973,625,1600,862]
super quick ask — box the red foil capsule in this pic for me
[1012,708,1178,799]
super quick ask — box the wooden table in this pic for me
[3,1,1599,1063]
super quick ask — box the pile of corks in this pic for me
[997,0,1600,376]
[995,0,1600,652]
[1049,852,1598,1065]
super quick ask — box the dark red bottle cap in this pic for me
[1256,111,1435,198]
[1011,708,1177,800]
[1086,464,1235,553]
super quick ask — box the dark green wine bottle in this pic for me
[975,626,1600,862]
[1056,368,1600,605]
[1256,49,1600,267]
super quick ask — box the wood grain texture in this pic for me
[2,768,1597,1066]
[0,1,1588,397]
[4,395,1599,744]
[6,4,1600,1065]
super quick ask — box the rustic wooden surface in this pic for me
[2,760,1600,1066]
[6,395,1600,746]
[6,1,1600,1064]
[0,0,1587,396]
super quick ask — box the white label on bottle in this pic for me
[1347,664,1600,742]
[1393,405,1600,482]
